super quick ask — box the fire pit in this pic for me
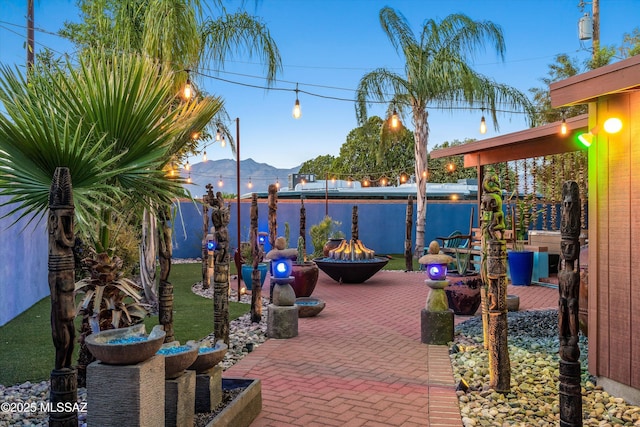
[314,257,388,283]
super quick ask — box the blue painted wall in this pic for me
[0,196,49,326]
[172,198,480,258]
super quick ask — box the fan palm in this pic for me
[0,50,221,246]
[356,8,534,255]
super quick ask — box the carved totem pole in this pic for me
[268,184,278,249]
[405,195,414,271]
[158,204,174,343]
[558,181,582,427]
[212,192,231,345]
[250,193,263,323]
[299,199,306,247]
[201,184,215,290]
[48,167,78,426]
[351,205,359,241]
[480,171,511,392]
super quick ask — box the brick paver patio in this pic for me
[225,269,558,426]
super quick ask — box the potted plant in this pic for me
[444,275,483,315]
[291,236,319,297]
[240,242,268,291]
[506,196,542,286]
[309,216,345,258]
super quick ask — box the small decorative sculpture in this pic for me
[201,184,215,290]
[268,184,278,249]
[250,193,263,323]
[558,181,582,427]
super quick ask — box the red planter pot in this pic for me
[290,262,319,297]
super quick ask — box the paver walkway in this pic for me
[225,269,558,426]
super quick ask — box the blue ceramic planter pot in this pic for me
[508,251,534,286]
[241,263,269,290]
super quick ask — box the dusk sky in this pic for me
[2,0,639,173]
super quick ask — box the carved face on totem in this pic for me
[48,207,75,249]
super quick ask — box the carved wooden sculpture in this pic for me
[48,167,77,426]
[405,195,414,271]
[250,193,263,323]
[558,181,582,427]
[480,171,510,392]
[268,184,278,249]
[299,199,306,247]
[158,204,174,343]
[212,192,231,345]
[351,205,359,241]
[201,184,215,290]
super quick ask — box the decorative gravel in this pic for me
[452,309,640,426]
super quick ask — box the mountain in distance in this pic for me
[182,158,301,197]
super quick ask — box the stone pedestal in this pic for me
[87,355,165,427]
[165,370,195,427]
[195,365,222,413]
[267,304,298,338]
[421,308,454,344]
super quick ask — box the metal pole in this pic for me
[236,118,241,301]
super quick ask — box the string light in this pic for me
[202,146,207,162]
[221,135,226,148]
[215,127,221,141]
[479,107,487,134]
[183,69,192,100]
[447,163,456,173]
[390,103,400,129]
[185,160,191,171]
[186,174,192,184]
[218,175,223,187]
[248,177,253,189]
[275,177,280,189]
[560,113,568,135]
[292,83,302,119]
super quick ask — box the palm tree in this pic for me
[356,8,534,255]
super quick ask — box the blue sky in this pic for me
[1,0,639,170]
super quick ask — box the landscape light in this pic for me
[272,258,292,279]
[603,117,622,134]
[427,263,448,281]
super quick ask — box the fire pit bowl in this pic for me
[188,340,228,373]
[314,257,388,284]
[157,340,199,379]
[85,324,166,365]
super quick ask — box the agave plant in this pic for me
[75,250,149,334]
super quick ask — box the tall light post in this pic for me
[236,118,241,301]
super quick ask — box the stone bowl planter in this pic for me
[85,324,166,365]
[314,257,388,284]
[157,340,199,379]
[295,297,326,317]
[188,341,228,373]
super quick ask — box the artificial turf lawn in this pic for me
[0,263,249,385]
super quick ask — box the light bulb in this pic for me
[603,117,622,134]
[185,160,191,171]
[187,176,192,184]
[480,116,487,134]
[183,78,192,100]
[218,176,223,187]
[191,132,200,140]
[215,128,221,141]
[221,135,226,148]
[560,117,568,135]
[292,98,302,119]
[390,109,399,129]
[202,150,207,162]
[248,178,253,189]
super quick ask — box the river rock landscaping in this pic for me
[452,309,640,426]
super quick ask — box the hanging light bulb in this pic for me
[248,177,253,189]
[187,174,192,184]
[218,175,223,187]
[347,177,352,186]
[390,103,400,129]
[185,160,191,171]
[447,163,456,173]
[221,135,226,148]
[363,177,370,187]
[381,177,387,186]
[202,148,207,162]
[292,83,302,119]
[422,170,427,179]
[215,127,221,141]
[560,117,568,135]
[191,132,200,140]
[479,108,487,134]
[275,177,280,189]
[183,69,192,100]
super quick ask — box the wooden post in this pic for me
[268,184,278,250]
[250,194,263,323]
[299,199,306,248]
[558,181,582,427]
[202,184,214,290]
[48,167,78,426]
[212,192,231,345]
[480,171,510,392]
[405,195,414,271]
